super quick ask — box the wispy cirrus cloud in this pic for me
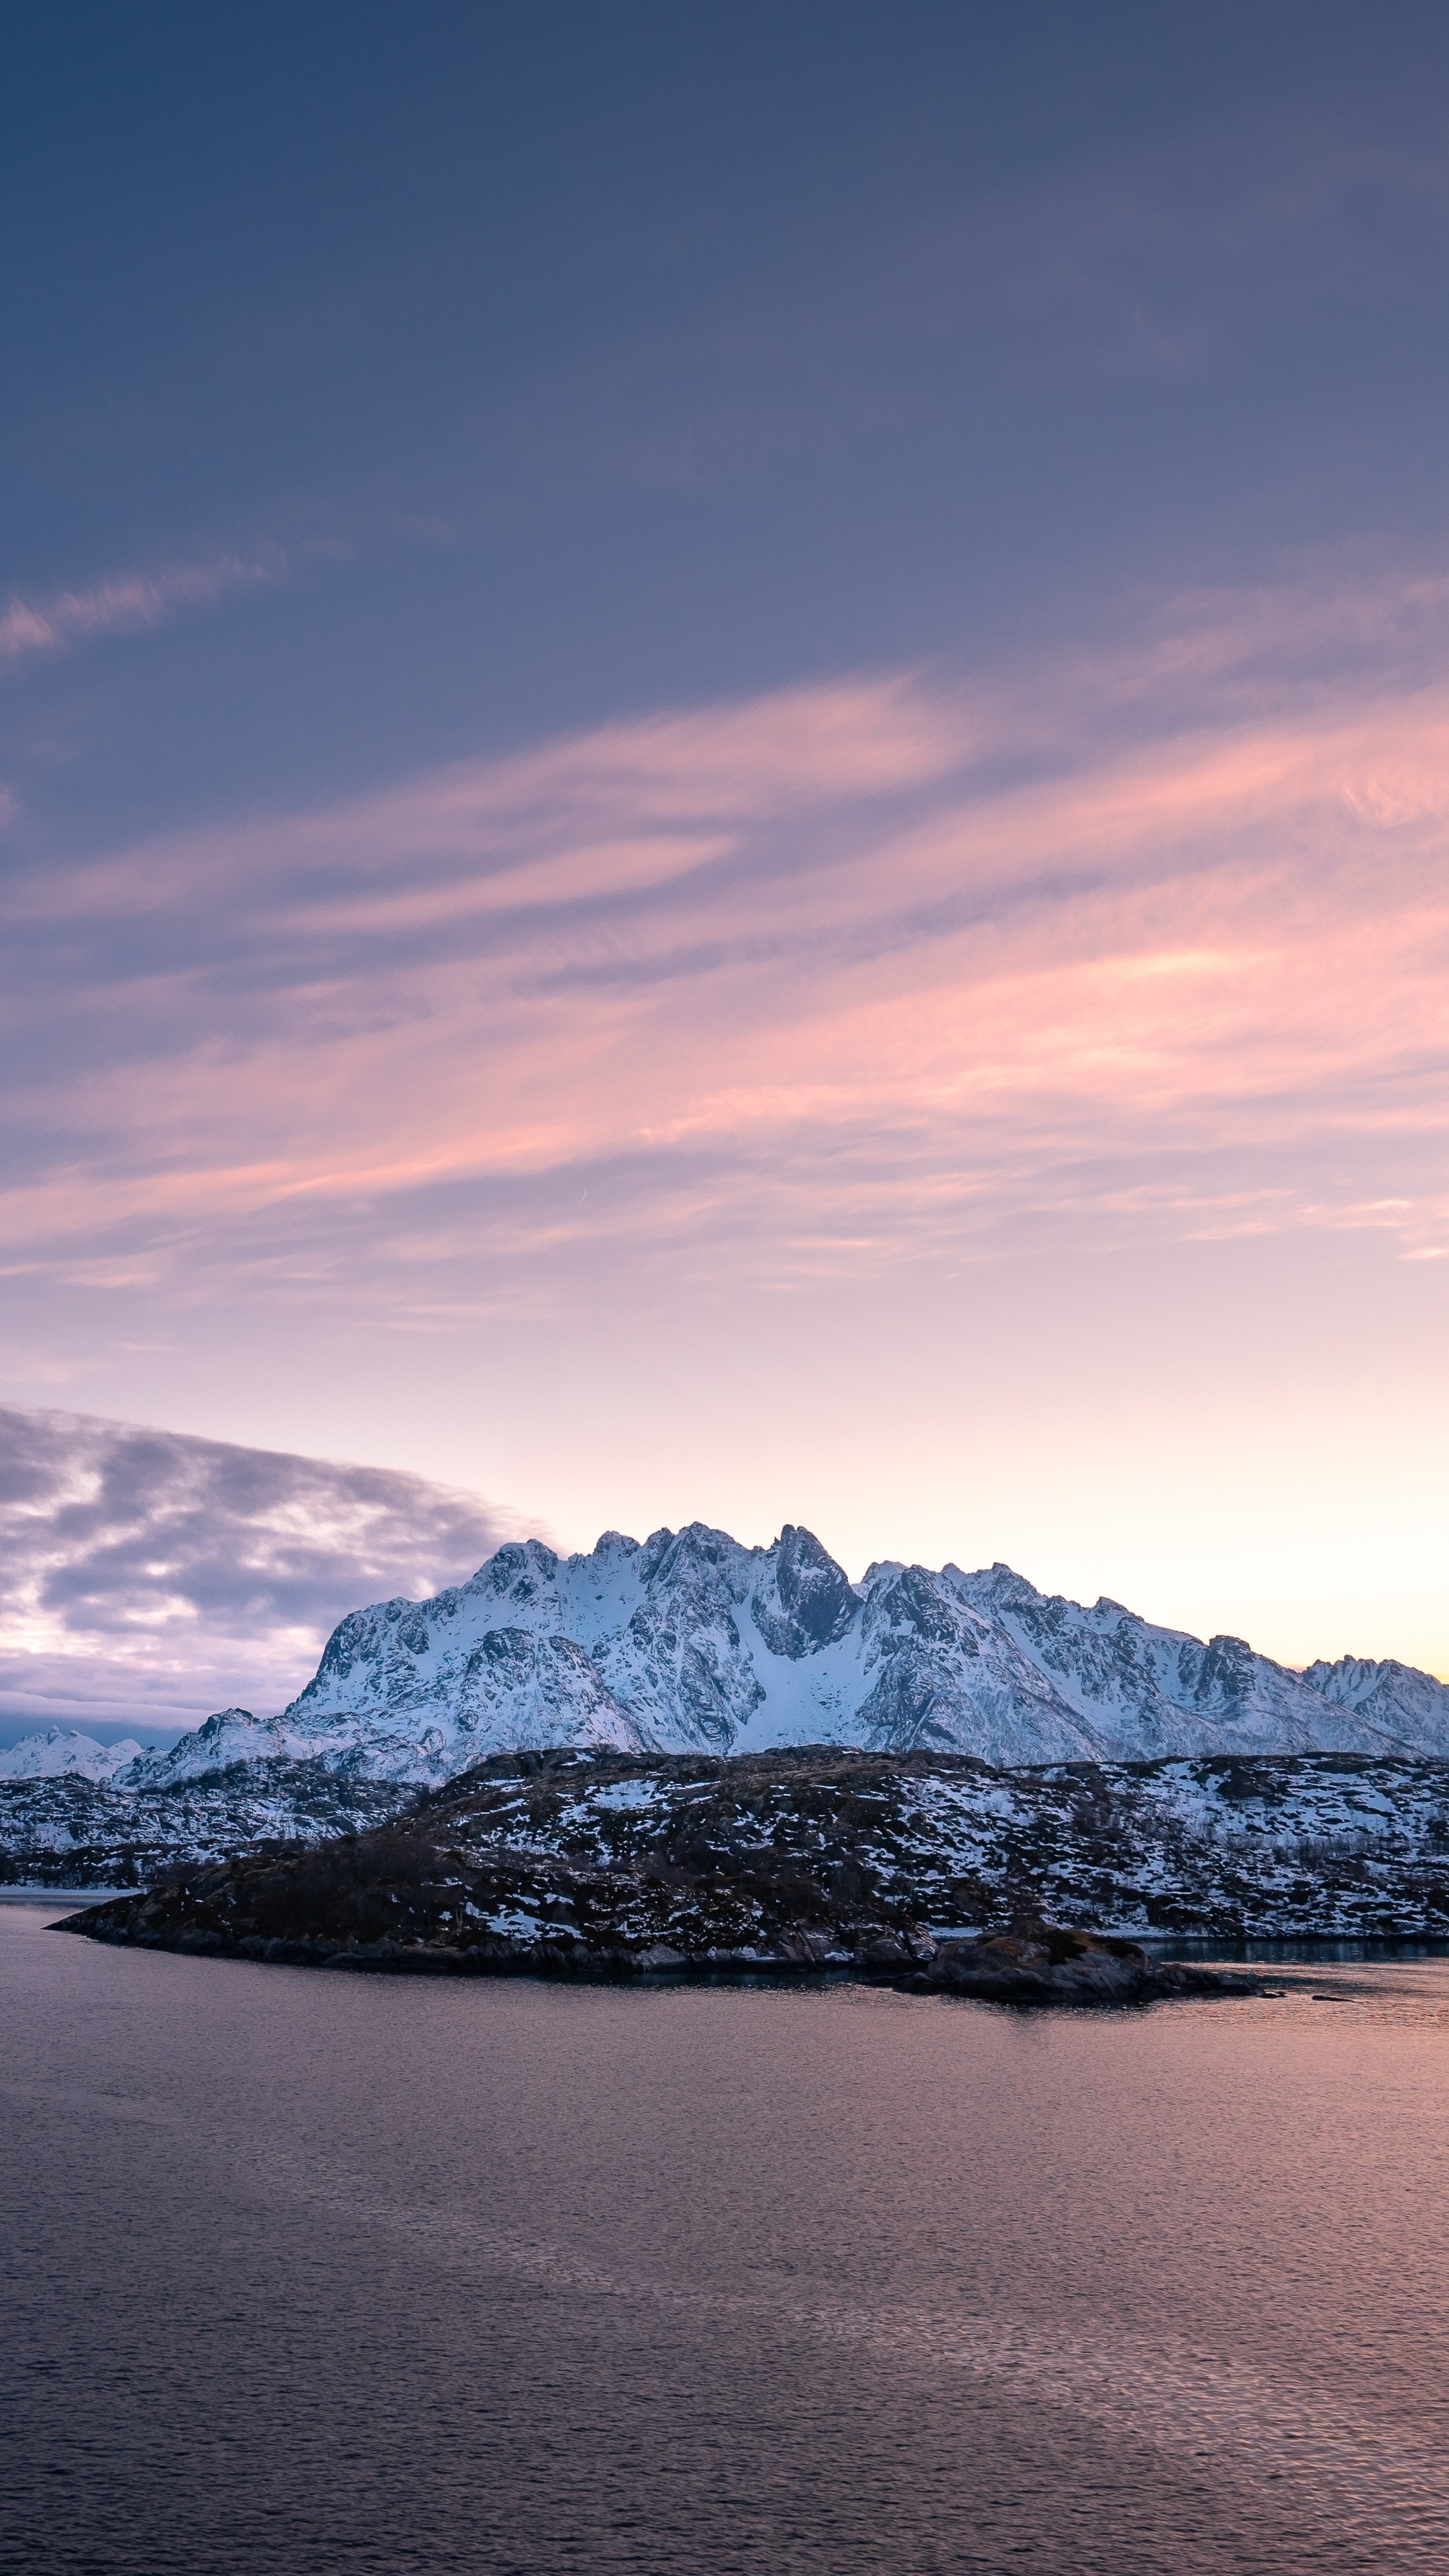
[0,566,1446,1329]
[0,1405,519,1734]
[0,549,287,674]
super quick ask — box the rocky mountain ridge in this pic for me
[5,1524,1448,1809]
[0,1725,145,1783]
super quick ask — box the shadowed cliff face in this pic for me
[756,1525,860,1656]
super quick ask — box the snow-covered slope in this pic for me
[115,1521,1449,1788]
[0,1727,144,1782]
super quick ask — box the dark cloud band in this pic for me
[0,1405,515,1739]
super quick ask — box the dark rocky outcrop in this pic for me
[916,1923,1249,2004]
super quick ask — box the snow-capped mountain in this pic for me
[112,1520,1449,1786]
[130,1707,321,1784]
[244,1523,1101,1773]
[0,1726,145,1783]
[1299,1654,1449,1749]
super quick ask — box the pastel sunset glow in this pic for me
[2,5,1446,1730]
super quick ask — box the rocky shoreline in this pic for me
[56,1890,1265,2005]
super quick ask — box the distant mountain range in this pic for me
[0,1727,144,1783]
[5,1522,1446,1793]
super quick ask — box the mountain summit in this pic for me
[119,1521,1449,1786]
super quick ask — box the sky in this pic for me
[1,1,1446,1736]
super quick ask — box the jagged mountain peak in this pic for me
[106,1521,1447,1788]
[765,1522,859,1653]
[590,1529,642,1559]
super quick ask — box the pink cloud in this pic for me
[3,672,963,928]
[2,583,1448,1301]
[0,550,286,672]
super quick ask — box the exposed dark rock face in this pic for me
[752,1525,859,1658]
[58,1854,1253,2002]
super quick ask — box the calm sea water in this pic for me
[5,1898,1449,2576]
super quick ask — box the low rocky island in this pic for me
[56,1746,1275,2002]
